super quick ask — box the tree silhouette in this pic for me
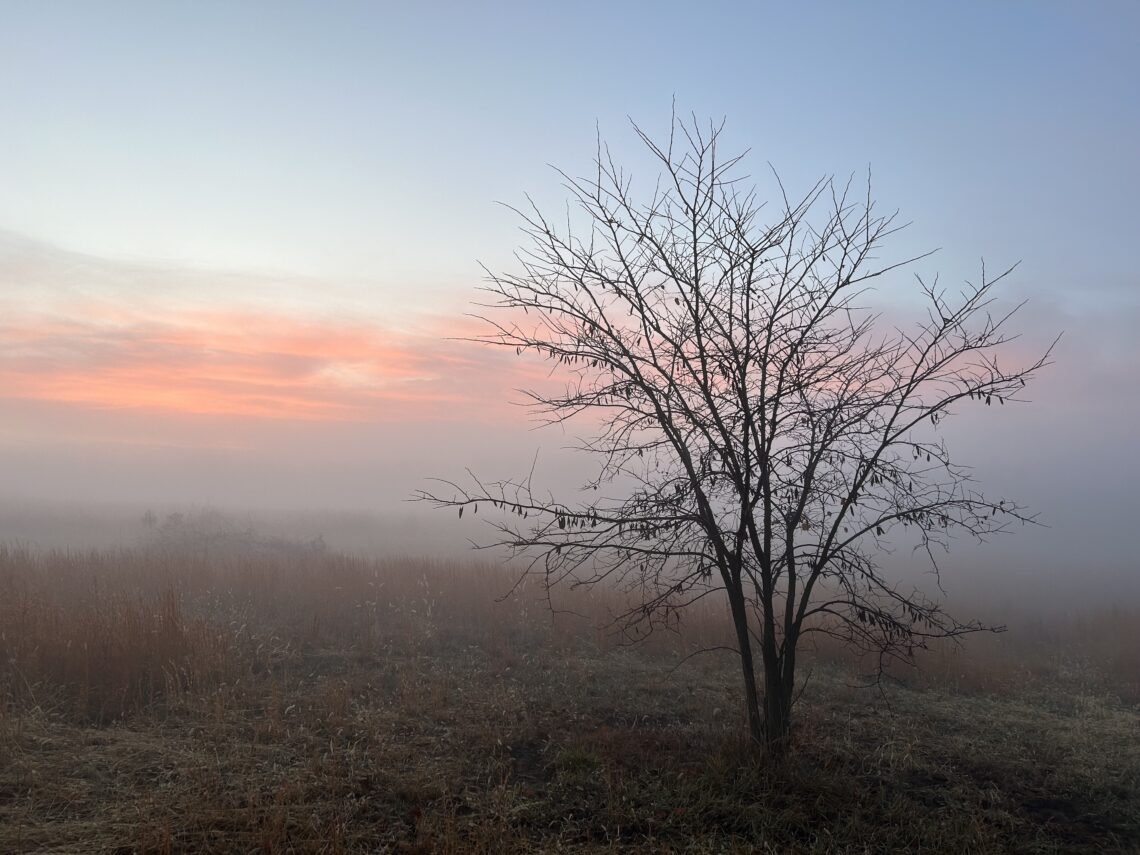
[418,115,1054,752]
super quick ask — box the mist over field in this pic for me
[1,498,1137,616]
[2,2,1139,852]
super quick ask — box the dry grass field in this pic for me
[1,529,1138,853]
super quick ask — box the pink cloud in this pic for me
[0,306,532,424]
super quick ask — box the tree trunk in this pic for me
[764,628,799,754]
[763,662,792,754]
[726,583,764,745]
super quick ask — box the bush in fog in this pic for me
[139,508,327,560]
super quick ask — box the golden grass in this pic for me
[3,542,1137,723]
[1,542,1137,852]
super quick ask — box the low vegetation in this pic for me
[1,533,1137,852]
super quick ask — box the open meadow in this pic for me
[1,527,1137,854]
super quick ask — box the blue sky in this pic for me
[2,1,1137,306]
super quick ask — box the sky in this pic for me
[1,2,1138,589]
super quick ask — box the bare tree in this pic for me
[417,115,1054,753]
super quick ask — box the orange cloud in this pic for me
[0,306,529,424]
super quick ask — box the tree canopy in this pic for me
[418,115,1054,750]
